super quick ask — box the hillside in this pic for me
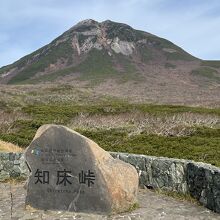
[0,19,219,167]
[0,19,219,106]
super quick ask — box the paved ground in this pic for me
[1,182,220,220]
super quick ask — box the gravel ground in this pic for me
[0,182,220,220]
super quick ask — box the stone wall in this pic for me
[1,152,220,213]
[186,162,220,213]
[110,152,220,213]
[110,152,188,193]
[0,153,28,181]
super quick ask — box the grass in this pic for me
[0,99,219,167]
[76,49,118,82]
[201,60,220,68]
[21,102,220,122]
[113,53,144,83]
[25,65,78,83]
[147,36,177,49]
[146,36,195,60]
[143,35,195,61]
[0,85,219,167]
[0,140,23,152]
[1,176,27,183]
[77,127,220,167]
[125,202,139,213]
[191,67,220,82]
[137,104,220,116]
[138,45,152,62]
[165,63,176,69]
[29,49,120,84]
[165,52,195,61]
[0,65,12,75]
[155,189,199,205]
[8,40,74,84]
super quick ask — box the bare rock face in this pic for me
[24,124,138,214]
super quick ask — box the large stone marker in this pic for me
[25,124,138,214]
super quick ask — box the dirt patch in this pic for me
[0,182,220,219]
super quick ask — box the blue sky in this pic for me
[1,0,220,67]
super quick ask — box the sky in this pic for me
[1,0,220,67]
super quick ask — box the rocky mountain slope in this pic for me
[0,19,219,105]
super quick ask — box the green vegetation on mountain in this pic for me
[105,21,144,42]
[191,67,220,82]
[165,63,176,68]
[0,19,201,85]
[8,40,74,84]
[138,44,153,62]
[165,52,195,61]
[0,94,219,166]
[79,127,220,167]
[201,60,220,68]
[76,49,118,80]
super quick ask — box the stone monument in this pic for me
[25,124,138,214]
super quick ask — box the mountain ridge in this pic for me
[0,19,219,106]
[0,19,201,84]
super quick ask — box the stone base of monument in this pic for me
[24,124,138,214]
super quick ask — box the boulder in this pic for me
[24,124,138,214]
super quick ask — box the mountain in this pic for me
[0,19,219,105]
